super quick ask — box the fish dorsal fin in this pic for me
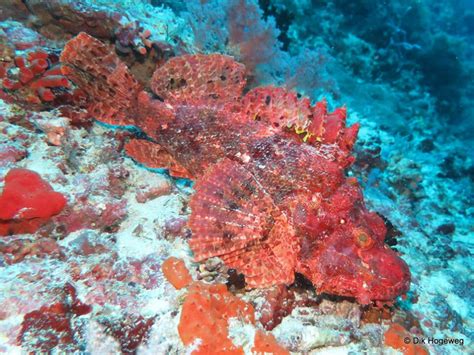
[240,86,359,167]
[188,158,299,288]
[240,86,313,134]
[151,54,247,107]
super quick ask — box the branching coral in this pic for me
[2,51,71,105]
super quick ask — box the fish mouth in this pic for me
[303,245,411,304]
[359,247,411,302]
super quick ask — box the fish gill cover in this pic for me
[0,0,472,354]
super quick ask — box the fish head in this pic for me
[296,183,411,304]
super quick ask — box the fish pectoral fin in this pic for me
[124,139,192,179]
[188,158,299,288]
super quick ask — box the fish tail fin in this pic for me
[60,32,143,127]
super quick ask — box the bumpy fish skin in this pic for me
[61,32,410,304]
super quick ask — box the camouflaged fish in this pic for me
[61,32,410,304]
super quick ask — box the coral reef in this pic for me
[0,0,471,354]
[2,51,71,105]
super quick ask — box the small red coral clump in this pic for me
[384,323,429,355]
[115,21,154,56]
[0,169,67,236]
[1,50,72,105]
[162,257,193,290]
[178,282,255,354]
[252,330,289,355]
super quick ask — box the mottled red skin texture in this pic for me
[61,33,410,304]
[155,106,410,303]
[257,285,295,330]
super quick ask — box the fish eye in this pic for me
[354,230,374,249]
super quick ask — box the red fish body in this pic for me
[61,33,410,303]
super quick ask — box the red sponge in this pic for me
[0,168,66,235]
